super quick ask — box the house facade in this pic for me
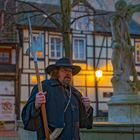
[17,1,100,117]
[0,0,20,122]
[0,0,140,122]
[17,1,140,118]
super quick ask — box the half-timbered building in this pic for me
[16,1,140,118]
[1,0,140,122]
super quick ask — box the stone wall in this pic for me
[17,120,140,140]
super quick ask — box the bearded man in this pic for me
[22,57,93,140]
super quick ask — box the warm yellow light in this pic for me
[32,76,36,84]
[95,69,103,78]
[37,51,43,57]
[31,75,44,84]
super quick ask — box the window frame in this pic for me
[71,4,94,31]
[0,48,11,64]
[49,36,63,59]
[72,37,86,61]
[30,32,45,60]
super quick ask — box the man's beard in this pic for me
[62,78,71,87]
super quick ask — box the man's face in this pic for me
[58,67,72,86]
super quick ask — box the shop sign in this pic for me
[0,96,15,121]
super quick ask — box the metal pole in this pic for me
[95,77,99,117]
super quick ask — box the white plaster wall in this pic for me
[21,86,29,101]
[23,56,29,69]
[21,74,29,85]
[87,47,93,58]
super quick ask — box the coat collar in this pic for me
[49,78,61,86]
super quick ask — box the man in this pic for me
[22,57,93,140]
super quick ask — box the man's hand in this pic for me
[81,96,91,112]
[35,92,46,110]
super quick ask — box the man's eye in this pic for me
[64,69,72,73]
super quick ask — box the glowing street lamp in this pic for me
[95,69,103,116]
[95,69,103,79]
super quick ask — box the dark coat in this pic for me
[22,79,93,140]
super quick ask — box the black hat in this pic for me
[46,57,81,75]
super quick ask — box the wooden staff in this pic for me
[34,62,50,140]
[27,15,50,140]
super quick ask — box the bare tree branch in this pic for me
[15,0,62,31]
[40,12,62,26]
[71,11,111,25]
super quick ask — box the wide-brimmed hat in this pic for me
[46,57,81,75]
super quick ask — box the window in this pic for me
[71,4,94,31]
[135,42,140,64]
[49,36,63,59]
[31,75,45,85]
[30,32,44,59]
[73,38,86,60]
[0,48,11,64]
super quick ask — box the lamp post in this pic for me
[95,69,103,117]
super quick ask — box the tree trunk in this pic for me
[60,0,71,58]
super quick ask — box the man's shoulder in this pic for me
[42,79,50,84]
[42,79,60,87]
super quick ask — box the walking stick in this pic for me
[34,62,50,140]
[27,16,50,140]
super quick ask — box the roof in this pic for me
[15,1,96,29]
[16,2,140,36]
[128,20,140,35]
[0,0,140,43]
[93,11,140,36]
[15,1,61,28]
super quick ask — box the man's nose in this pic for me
[66,71,72,76]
